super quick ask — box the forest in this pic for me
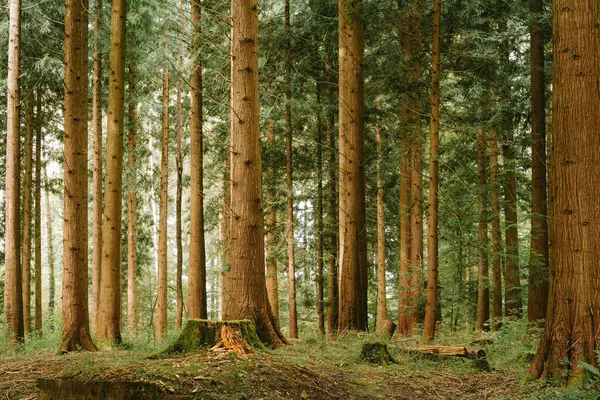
[0,0,599,398]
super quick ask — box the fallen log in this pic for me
[151,319,264,358]
[399,345,490,370]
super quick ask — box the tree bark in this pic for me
[188,0,208,320]
[489,129,503,327]
[22,93,34,335]
[398,141,411,335]
[34,93,42,333]
[423,0,441,343]
[284,0,298,339]
[326,82,338,335]
[44,167,55,316]
[337,0,368,332]
[527,0,548,324]
[156,70,169,343]
[376,104,387,330]
[219,162,230,321]
[316,84,325,334]
[4,0,24,343]
[127,62,138,335]
[476,128,489,332]
[529,0,600,382]
[223,0,286,347]
[409,130,424,327]
[91,0,103,334]
[61,0,97,352]
[265,121,280,326]
[97,0,126,344]
[176,1,185,329]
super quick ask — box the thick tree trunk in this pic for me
[127,62,138,334]
[34,93,42,333]
[156,70,169,343]
[22,94,34,335]
[265,121,280,326]
[476,128,489,332]
[97,0,126,344]
[529,0,600,382]
[316,84,325,334]
[528,0,548,324]
[44,167,55,316]
[489,129,503,327]
[502,131,522,318]
[223,0,286,347]
[337,0,368,333]
[376,106,387,329]
[91,0,103,334]
[188,0,208,321]
[326,84,338,335]
[423,0,441,343]
[176,2,185,329]
[61,0,97,352]
[284,0,298,339]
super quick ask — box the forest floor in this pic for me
[0,322,597,400]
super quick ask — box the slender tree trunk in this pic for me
[476,128,490,331]
[326,83,338,335]
[22,94,34,335]
[4,0,24,343]
[502,130,523,317]
[97,0,126,344]
[265,121,280,326]
[219,162,230,321]
[91,0,103,334]
[284,0,298,339]
[337,0,367,332]
[223,0,286,346]
[34,93,42,333]
[44,167,55,317]
[316,84,325,334]
[529,0,600,381]
[61,0,97,352]
[409,130,423,327]
[375,104,387,329]
[489,128,503,327]
[423,0,441,342]
[176,1,185,329]
[156,70,169,343]
[528,0,548,324]
[398,142,411,335]
[188,0,208,320]
[127,62,138,334]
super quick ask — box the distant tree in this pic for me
[22,93,34,335]
[476,128,489,332]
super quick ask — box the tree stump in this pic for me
[152,319,264,358]
[376,320,397,339]
[360,341,397,365]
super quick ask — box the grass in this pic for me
[0,319,597,399]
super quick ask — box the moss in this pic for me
[151,320,264,358]
[359,341,397,366]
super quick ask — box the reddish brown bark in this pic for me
[489,129,503,327]
[476,128,489,332]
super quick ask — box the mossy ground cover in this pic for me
[0,321,597,399]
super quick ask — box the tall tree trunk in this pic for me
[127,62,138,334]
[409,130,424,327]
[529,0,600,381]
[4,0,24,343]
[284,0,298,339]
[528,0,548,324]
[502,130,523,317]
[337,0,368,332]
[376,104,387,329]
[91,0,103,334]
[44,167,55,316]
[22,94,34,335]
[188,0,208,320]
[223,0,286,346]
[61,0,97,352]
[476,128,489,331]
[34,93,42,333]
[176,1,185,329]
[219,162,230,321]
[489,128,503,327]
[326,82,338,335]
[265,121,280,326]
[398,142,411,335]
[97,0,126,344]
[156,70,169,343]
[423,0,441,343]
[316,84,325,334]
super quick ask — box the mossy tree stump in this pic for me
[360,341,397,366]
[152,319,264,358]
